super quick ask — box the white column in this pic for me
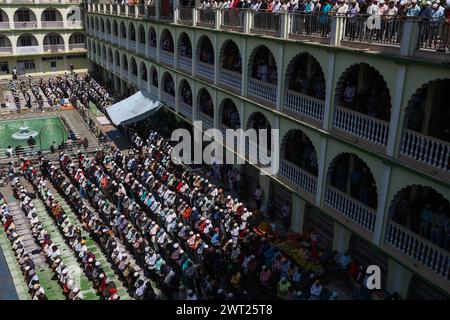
[315,137,327,206]
[275,45,284,111]
[332,223,352,253]
[291,194,306,233]
[240,37,247,97]
[372,164,392,245]
[400,19,420,57]
[322,52,336,130]
[386,65,406,157]
[213,34,219,85]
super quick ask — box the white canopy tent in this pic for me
[106,90,161,126]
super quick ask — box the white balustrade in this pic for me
[138,43,146,56]
[69,43,85,50]
[161,92,175,109]
[248,78,277,106]
[148,46,157,59]
[43,44,65,52]
[129,40,137,52]
[14,21,38,29]
[179,101,193,119]
[150,85,158,98]
[285,90,324,122]
[67,20,83,28]
[219,68,241,91]
[333,106,389,147]
[400,129,450,172]
[199,112,214,130]
[0,22,8,30]
[178,55,192,74]
[41,21,64,28]
[280,159,317,195]
[0,47,13,54]
[325,185,376,232]
[385,221,449,279]
[160,50,174,66]
[197,61,214,81]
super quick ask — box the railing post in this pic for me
[243,10,251,34]
[281,13,289,39]
[192,7,198,27]
[215,9,221,30]
[400,18,420,57]
[330,14,344,46]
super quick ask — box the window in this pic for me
[0,36,6,47]
[19,36,32,47]
[43,11,57,21]
[18,60,35,70]
[50,61,56,68]
[0,61,9,73]
[16,10,31,22]
[71,34,84,44]
[47,35,61,45]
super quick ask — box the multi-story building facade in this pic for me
[0,0,88,79]
[85,2,449,299]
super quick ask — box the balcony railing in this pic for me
[67,20,83,28]
[178,7,193,24]
[122,69,128,79]
[178,55,192,74]
[128,40,137,52]
[147,5,156,19]
[119,5,126,16]
[248,78,277,107]
[198,112,214,130]
[148,46,157,60]
[285,90,324,123]
[43,20,66,29]
[400,129,450,173]
[150,85,158,98]
[128,5,136,18]
[69,43,85,50]
[43,44,65,52]
[0,22,10,30]
[385,221,449,279]
[14,21,38,29]
[179,101,193,119]
[342,14,401,45]
[333,106,389,147]
[162,92,175,109]
[160,50,174,66]
[289,12,332,39]
[219,68,241,92]
[325,185,376,232]
[197,8,216,26]
[196,61,214,81]
[280,160,317,196]
[221,8,244,31]
[251,11,281,36]
[138,43,146,56]
[0,47,12,54]
[417,19,450,54]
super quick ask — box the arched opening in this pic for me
[249,45,277,84]
[179,80,192,106]
[113,20,118,37]
[14,8,37,28]
[221,40,242,73]
[178,32,192,58]
[43,33,64,52]
[285,53,326,100]
[100,18,105,33]
[41,8,63,28]
[17,33,38,48]
[120,21,127,39]
[68,32,85,50]
[148,26,156,48]
[114,50,120,67]
[101,44,107,60]
[130,58,137,76]
[162,72,175,96]
[327,153,378,209]
[94,17,99,31]
[160,29,174,52]
[0,9,9,25]
[0,34,12,52]
[198,88,214,118]
[220,98,240,130]
[151,67,158,87]
[403,79,450,143]
[129,22,136,42]
[138,25,146,45]
[282,130,318,176]
[122,54,128,71]
[106,19,111,35]
[140,62,148,81]
[197,35,214,65]
[336,63,392,121]
[108,47,113,64]
[246,112,272,153]
[389,185,449,252]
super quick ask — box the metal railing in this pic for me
[221,8,244,30]
[197,8,216,26]
[178,7,193,23]
[252,11,281,35]
[342,14,402,45]
[289,12,332,38]
[417,19,450,53]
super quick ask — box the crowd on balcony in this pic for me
[288,62,326,100]
[390,186,450,251]
[251,54,277,84]
[221,45,242,72]
[199,91,214,116]
[221,101,241,129]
